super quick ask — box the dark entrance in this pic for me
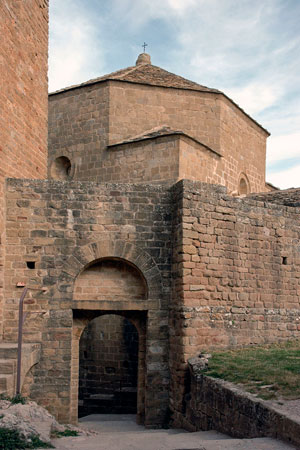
[78,314,139,417]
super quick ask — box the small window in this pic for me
[26,261,36,269]
[238,174,250,195]
[50,156,72,181]
[239,178,248,194]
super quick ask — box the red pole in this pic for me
[16,287,28,395]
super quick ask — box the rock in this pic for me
[0,399,64,443]
[188,353,212,377]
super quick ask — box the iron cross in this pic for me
[142,42,148,53]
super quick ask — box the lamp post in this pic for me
[16,287,28,395]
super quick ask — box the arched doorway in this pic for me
[71,257,148,424]
[78,314,139,417]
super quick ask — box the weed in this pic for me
[0,427,27,449]
[0,428,54,449]
[0,394,27,405]
[52,429,78,438]
[27,435,54,448]
[10,394,27,405]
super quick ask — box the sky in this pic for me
[48,0,300,189]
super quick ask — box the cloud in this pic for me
[266,163,300,190]
[226,83,280,116]
[49,0,106,92]
[261,100,300,136]
[167,0,197,12]
[266,132,300,189]
[267,132,300,164]
[110,0,197,25]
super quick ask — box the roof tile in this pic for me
[50,63,220,95]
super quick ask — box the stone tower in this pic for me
[0,0,49,339]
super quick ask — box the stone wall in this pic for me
[4,179,172,425]
[101,136,180,184]
[98,134,223,187]
[178,137,220,184]
[185,366,300,449]
[249,188,300,207]
[0,0,48,339]
[170,180,300,423]
[0,170,5,338]
[108,82,221,152]
[48,83,110,181]
[0,0,48,179]
[219,96,267,193]
[109,81,268,194]
[3,177,300,424]
[74,259,147,302]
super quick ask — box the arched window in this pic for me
[238,173,250,195]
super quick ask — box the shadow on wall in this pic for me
[79,314,139,417]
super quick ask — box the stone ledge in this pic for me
[185,359,300,449]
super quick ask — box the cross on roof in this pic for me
[142,42,148,53]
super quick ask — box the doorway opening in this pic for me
[72,256,149,424]
[78,314,139,417]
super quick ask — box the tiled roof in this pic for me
[49,63,220,95]
[109,126,183,145]
[49,56,269,135]
[108,125,222,157]
[111,64,220,92]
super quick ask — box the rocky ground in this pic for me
[0,398,90,446]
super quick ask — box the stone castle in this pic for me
[1,0,300,429]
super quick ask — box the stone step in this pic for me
[0,343,40,397]
[0,374,14,395]
[74,416,296,450]
[0,359,16,374]
[89,394,114,400]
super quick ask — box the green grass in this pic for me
[0,428,54,449]
[203,339,300,400]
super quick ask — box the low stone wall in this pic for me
[184,357,300,448]
[249,187,300,206]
